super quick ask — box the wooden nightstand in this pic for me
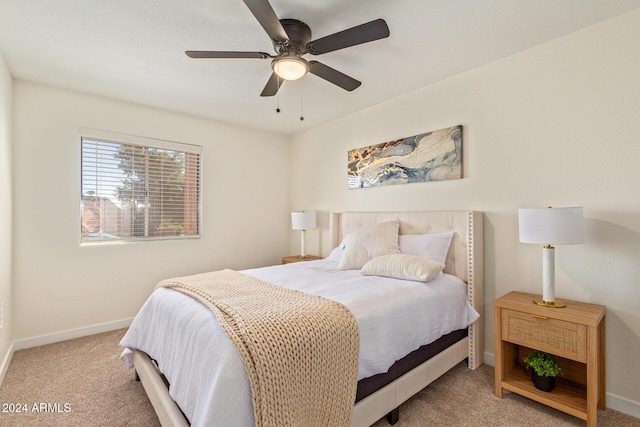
[282,255,322,264]
[494,291,605,427]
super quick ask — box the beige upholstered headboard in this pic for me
[329,210,484,368]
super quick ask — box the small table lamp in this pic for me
[518,207,584,308]
[291,211,316,258]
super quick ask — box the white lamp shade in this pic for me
[273,57,310,81]
[519,207,584,245]
[291,211,316,230]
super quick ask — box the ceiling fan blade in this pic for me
[306,19,390,55]
[242,0,289,42]
[309,61,361,92]
[185,51,271,59]
[260,72,284,97]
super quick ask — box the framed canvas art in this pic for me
[347,125,462,189]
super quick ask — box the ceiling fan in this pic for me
[185,0,390,97]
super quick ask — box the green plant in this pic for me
[523,350,563,377]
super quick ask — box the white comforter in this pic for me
[120,259,479,427]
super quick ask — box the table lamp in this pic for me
[291,211,316,258]
[518,207,584,308]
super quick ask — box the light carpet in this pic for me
[0,329,638,426]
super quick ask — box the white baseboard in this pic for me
[0,341,15,386]
[12,317,133,351]
[483,351,494,367]
[606,392,640,420]
[484,351,640,420]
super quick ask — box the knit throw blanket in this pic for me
[156,269,360,427]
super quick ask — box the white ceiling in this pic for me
[1,0,639,135]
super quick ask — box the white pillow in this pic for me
[326,243,345,263]
[360,254,445,282]
[338,220,400,270]
[398,232,454,265]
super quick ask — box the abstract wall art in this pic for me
[347,125,462,189]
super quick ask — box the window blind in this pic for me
[81,132,201,243]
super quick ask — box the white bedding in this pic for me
[120,259,479,427]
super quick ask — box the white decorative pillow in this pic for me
[360,254,445,282]
[326,242,345,263]
[398,232,454,265]
[338,220,400,270]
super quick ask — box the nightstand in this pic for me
[494,291,605,427]
[282,255,322,264]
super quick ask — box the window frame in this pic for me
[80,128,203,244]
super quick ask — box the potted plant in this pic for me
[523,350,563,392]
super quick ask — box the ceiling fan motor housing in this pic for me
[276,19,312,55]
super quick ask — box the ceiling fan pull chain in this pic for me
[300,91,304,121]
[276,71,281,113]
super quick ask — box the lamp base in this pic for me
[533,299,567,308]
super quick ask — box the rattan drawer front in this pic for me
[501,309,587,362]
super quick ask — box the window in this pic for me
[81,129,202,243]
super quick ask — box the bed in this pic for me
[121,210,484,427]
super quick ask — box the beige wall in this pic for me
[0,51,13,378]
[290,10,640,412]
[12,82,291,341]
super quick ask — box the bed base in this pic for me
[133,337,468,427]
[134,350,189,427]
[350,338,468,426]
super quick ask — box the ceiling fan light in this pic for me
[273,56,310,81]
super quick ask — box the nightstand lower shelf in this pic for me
[501,366,588,420]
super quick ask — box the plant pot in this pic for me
[531,371,556,392]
